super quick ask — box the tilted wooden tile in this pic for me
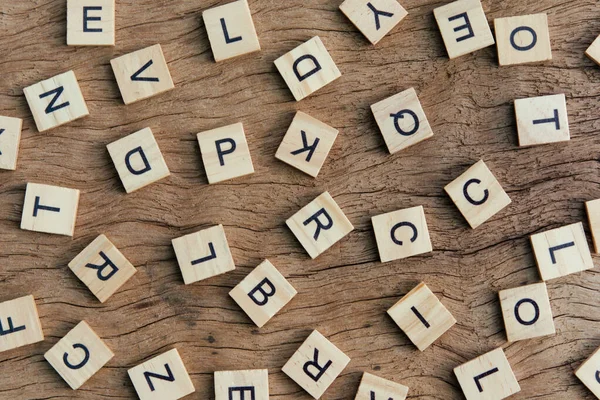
[286,192,354,259]
[282,330,350,399]
[275,111,338,178]
[67,0,115,46]
[454,347,520,400]
[23,70,89,132]
[339,0,408,45]
[68,234,137,303]
[0,295,44,353]
[128,348,195,400]
[494,13,551,66]
[387,282,456,351]
[110,44,174,105]
[530,222,593,281]
[433,0,495,59]
[229,259,297,328]
[514,94,569,146]
[203,0,261,62]
[274,36,341,101]
[0,115,23,170]
[585,35,600,66]
[576,345,600,399]
[499,282,555,342]
[21,182,80,236]
[197,122,254,184]
[214,369,269,400]
[354,372,409,400]
[172,224,235,285]
[107,127,171,193]
[444,160,511,229]
[586,198,600,253]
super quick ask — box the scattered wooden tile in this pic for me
[275,111,338,178]
[515,93,569,146]
[106,127,171,193]
[494,13,552,66]
[586,198,600,253]
[433,0,495,59]
[203,0,261,62]
[354,372,409,400]
[128,348,195,400]
[67,0,115,46]
[20,182,80,236]
[214,369,269,400]
[110,44,174,105]
[197,122,255,184]
[274,36,341,101]
[499,282,555,342]
[282,330,350,399]
[0,295,44,353]
[339,0,408,45]
[444,160,511,229]
[387,282,456,351]
[286,191,354,259]
[576,345,600,398]
[530,222,594,281]
[585,34,600,66]
[23,70,89,132]
[172,224,235,285]
[0,115,23,170]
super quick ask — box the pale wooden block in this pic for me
[586,199,600,253]
[44,321,113,390]
[274,36,341,101]
[197,122,255,184]
[275,111,338,178]
[203,0,261,62]
[214,369,269,400]
[433,0,495,59]
[444,160,511,229]
[0,295,44,353]
[172,225,235,285]
[499,282,555,342]
[454,347,520,400]
[515,93,569,146]
[586,35,600,66]
[530,222,593,281]
[387,282,456,351]
[494,13,551,66]
[128,348,195,400]
[68,234,137,303]
[110,44,174,105]
[21,182,80,237]
[282,330,350,399]
[0,115,23,170]
[67,0,115,46]
[339,0,408,45]
[286,192,354,259]
[107,127,171,193]
[576,345,600,399]
[23,70,89,132]
[229,259,297,328]
[372,205,432,263]
[354,372,409,400]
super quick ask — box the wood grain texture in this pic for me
[1,0,600,398]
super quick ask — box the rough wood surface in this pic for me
[1,0,600,398]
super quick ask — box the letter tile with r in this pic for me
[0,295,44,353]
[339,0,408,45]
[214,369,269,400]
[21,182,80,236]
[514,93,569,146]
[354,372,409,400]
[494,13,551,66]
[0,115,23,170]
[576,345,600,398]
[67,0,115,46]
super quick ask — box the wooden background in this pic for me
[1,0,600,398]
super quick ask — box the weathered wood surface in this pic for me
[1,0,600,398]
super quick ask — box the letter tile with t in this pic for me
[214,369,269,400]
[514,93,569,146]
[21,182,80,236]
[576,345,600,398]
[0,295,44,353]
[354,372,409,400]
[67,0,115,46]
[0,115,23,170]
[494,13,551,66]
[282,330,350,399]
[339,0,408,45]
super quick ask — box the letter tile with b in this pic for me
[494,13,551,66]
[0,115,23,170]
[354,372,409,400]
[514,93,569,146]
[67,0,115,46]
[576,345,600,398]
[0,295,44,353]
[214,369,269,400]
[21,182,80,236]
[339,0,408,45]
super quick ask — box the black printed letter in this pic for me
[248,278,276,306]
[367,2,394,30]
[85,251,119,281]
[509,26,537,51]
[290,131,320,162]
[390,109,419,136]
[83,6,103,33]
[221,18,242,44]
[303,208,333,240]
[229,386,255,400]
[293,55,322,82]
[215,138,237,166]
[33,196,60,217]
[514,298,540,326]
[144,363,175,391]
[125,146,152,175]
[390,221,418,246]
[448,12,474,42]
[63,343,90,370]
[463,178,489,206]
[303,348,332,382]
[40,87,70,114]
[0,317,26,336]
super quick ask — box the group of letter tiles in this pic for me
[4,0,600,399]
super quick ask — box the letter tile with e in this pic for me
[340,0,408,45]
[67,0,115,46]
[21,182,80,236]
[576,345,600,398]
[0,295,44,353]
[0,115,23,171]
[354,372,409,400]
[214,369,269,400]
[494,13,552,66]
[514,93,569,146]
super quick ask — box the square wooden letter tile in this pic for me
[274,36,341,101]
[0,115,23,170]
[172,224,235,285]
[499,282,555,342]
[530,222,594,281]
[586,198,600,253]
[107,127,171,193]
[229,259,297,328]
[68,234,137,303]
[354,372,409,400]
[514,94,569,146]
[444,160,511,229]
[387,282,456,351]
[44,321,114,390]
[282,330,350,399]
[203,0,261,62]
[197,122,255,184]
[128,348,195,400]
[586,35,600,66]
[434,0,495,59]
[214,369,269,400]
[494,13,552,66]
[21,182,80,236]
[23,70,89,132]
[339,0,408,45]
[576,345,600,399]
[67,0,115,46]
[110,44,174,105]
[275,111,338,178]
[0,295,44,353]
[454,347,520,400]
[286,192,354,259]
